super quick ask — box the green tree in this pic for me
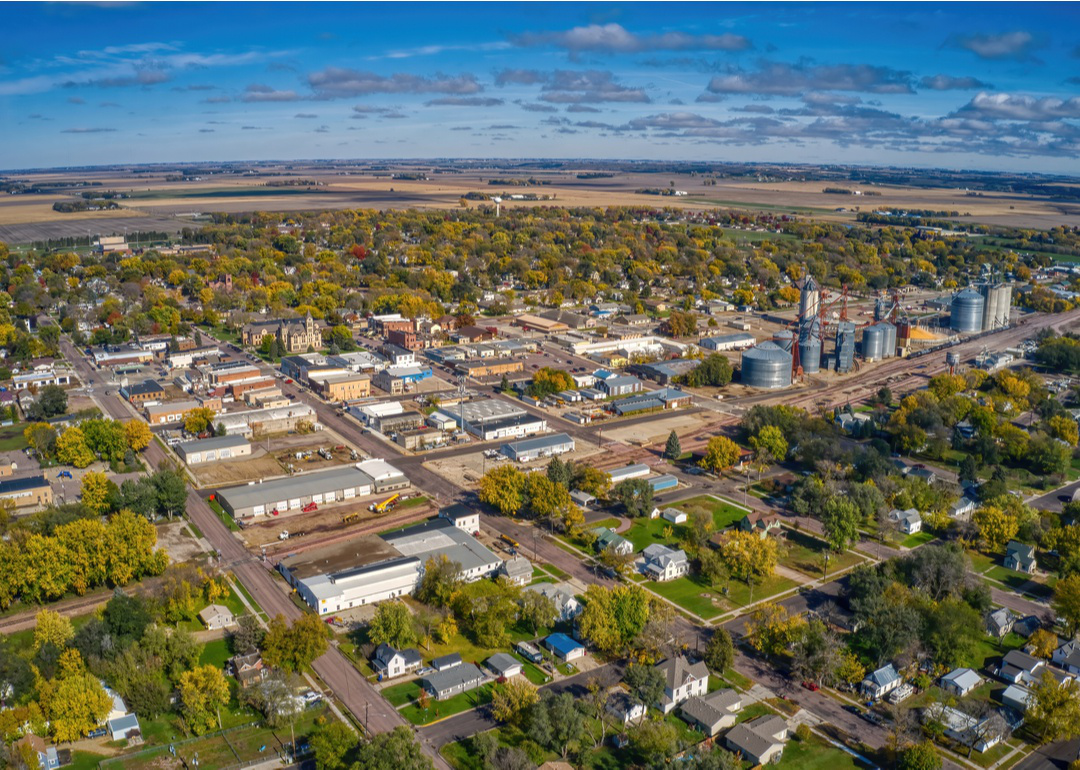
[750,425,788,463]
[898,741,942,770]
[310,719,356,770]
[684,354,733,387]
[700,435,740,474]
[546,456,571,488]
[704,628,734,675]
[491,678,539,726]
[518,590,557,636]
[354,725,433,770]
[614,478,653,518]
[1054,574,1080,638]
[660,310,698,338]
[261,613,329,672]
[416,555,462,608]
[664,430,682,460]
[821,496,860,553]
[527,368,575,399]
[623,663,665,710]
[1026,671,1080,743]
[368,600,417,649]
[27,385,68,421]
[630,718,679,764]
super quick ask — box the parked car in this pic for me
[801,681,820,692]
[842,705,862,716]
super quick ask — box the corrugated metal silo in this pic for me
[741,342,792,389]
[950,289,985,333]
[773,329,795,353]
[862,325,885,361]
[799,337,822,374]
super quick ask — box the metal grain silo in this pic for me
[994,285,1012,328]
[862,324,885,361]
[773,329,795,353]
[835,321,856,372]
[798,337,822,374]
[742,341,792,389]
[950,289,985,333]
[874,298,887,321]
[879,322,897,359]
[799,275,820,323]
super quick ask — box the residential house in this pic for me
[861,663,902,701]
[544,633,586,662]
[14,736,59,770]
[525,582,583,622]
[724,714,789,765]
[515,641,543,664]
[1013,615,1042,638]
[739,511,782,538]
[229,650,268,688]
[940,668,984,698]
[641,544,690,582]
[606,691,647,726]
[421,663,486,701]
[432,653,462,672]
[924,704,1005,753]
[372,644,422,680]
[888,508,922,535]
[656,656,709,713]
[951,495,978,519]
[678,688,742,736]
[500,555,532,586]
[1004,541,1036,574]
[592,527,633,556]
[835,412,872,434]
[657,507,687,524]
[986,608,1017,638]
[995,650,1044,685]
[198,604,235,630]
[1001,684,1032,713]
[486,653,523,680]
[1052,639,1080,675]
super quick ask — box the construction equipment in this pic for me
[500,534,520,549]
[318,448,333,460]
[342,512,359,525]
[302,502,318,513]
[278,530,290,541]
[368,493,400,513]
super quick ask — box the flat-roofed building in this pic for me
[145,399,201,425]
[700,333,756,351]
[176,435,252,465]
[217,465,382,519]
[216,403,317,437]
[308,371,371,402]
[12,368,73,391]
[0,475,52,509]
[120,379,165,404]
[455,358,524,378]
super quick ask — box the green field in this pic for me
[400,683,495,725]
[648,575,730,619]
[901,531,936,549]
[623,495,747,551]
[198,638,233,670]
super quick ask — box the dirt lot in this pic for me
[602,412,722,446]
[190,435,357,487]
[157,520,206,563]
[424,442,606,488]
[242,494,434,550]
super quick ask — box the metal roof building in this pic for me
[383,518,502,581]
[175,434,251,465]
[501,433,575,462]
[216,466,383,519]
[608,463,651,483]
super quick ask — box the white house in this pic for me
[940,668,983,698]
[1052,639,1080,674]
[1001,684,1032,713]
[862,664,902,700]
[657,507,688,524]
[925,704,1006,753]
[526,582,582,621]
[888,508,922,535]
[725,715,789,765]
[641,544,689,582]
[372,644,422,680]
[606,691,647,726]
[656,656,709,713]
[198,604,235,631]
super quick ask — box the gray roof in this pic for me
[679,688,741,726]
[457,399,526,425]
[866,664,900,688]
[643,544,688,569]
[432,653,462,669]
[743,341,791,362]
[726,715,787,760]
[602,375,641,390]
[486,653,521,675]
[941,668,983,692]
[501,555,532,579]
[382,518,502,575]
[217,466,376,509]
[657,656,709,691]
[422,662,484,693]
[502,433,575,454]
[526,582,577,613]
[701,332,755,345]
[178,434,249,453]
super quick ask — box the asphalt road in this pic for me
[1029,480,1080,514]
[59,337,451,768]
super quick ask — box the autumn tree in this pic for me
[577,584,651,656]
[55,426,94,468]
[33,609,74,652]
[79,470,115,515]
[1029,628,1059,659]
[262,613,329,672]
[972,506,1019,553]
[39,649,112,742]
[124,420,153,451]
[527,367,575,398]
[1026,671,1080,744]
[717,530,778,599]
[745,602,807,657]
[368,600,417,650]
[416,555,463,607]
[750,425,788,464]
[491,678,539,726]
[478,464,526,516]
[1053,574,1080,638]
[183,407,216,435]
[177,664,230,735]
[898,741,942,770]
[700,435,740,474]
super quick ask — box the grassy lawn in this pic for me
[735,702,776,724]
[623,495,747,551]
[780,529,864,577]
[648,575,729,619]
[983,566,1054,600]
[901,530,936,549]
[400,683,494,725]
[664,712,705,747]
[232,579,265,618]
[773,734,872,770]
[971,632,1026,671]
[208,497,240,532]
[68,752,107,770]
[710,670,752,691]
[0,422,29,451]
[381,680,422,707]
[397,495,429,509]
[968,550,996,574]
[199,638,232,669]
[724,573,798,607]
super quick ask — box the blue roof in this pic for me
[108,714,140,733]
[545,632,584,657]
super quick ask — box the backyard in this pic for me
[778,529,865,578]
[622,495,749,552]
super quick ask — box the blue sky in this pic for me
[3,2,1079,173]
